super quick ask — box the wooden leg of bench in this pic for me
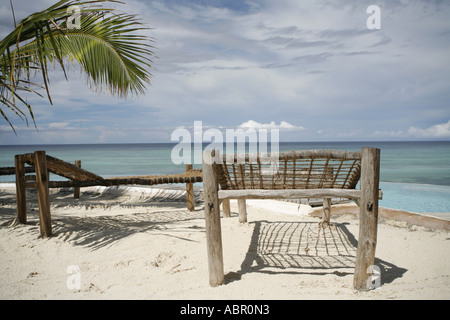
[238,199,247,223]
[74,160,81,199]
[15,155,27,224]
[202,150,224,287]
[34,151,52,238]
[185,164,195,211]
[354,147,380,290]
[321,198,331,225]
[222,199,231,217]
[186,181,195,211]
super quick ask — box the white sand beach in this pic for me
[0,184,449,300]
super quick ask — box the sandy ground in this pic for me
[0,184,449,300]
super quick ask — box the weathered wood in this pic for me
[219,188,362,200]
[15,151,205,238]
[0,166,34,176]
[68,180,107,188]
[45,155,104,182]
[238,199,247,223]
[202,147,382,289]
[20,153,104,182]
[222,199,231,218]
[353,147,380,290]
[34,151,52,238]
[186,181,195,211]
[202,150,224,286]
[27,180,107,189]
[322,198,331,225]
[185,164,195,211]
[14,155,27,224]
[105,172,203,186]
[74,160,81,199]
[26,182,37,188]
[30,174,203,189]
[16,152,204,188]
[223,149,361,163]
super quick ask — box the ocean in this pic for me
[1,141,449,214]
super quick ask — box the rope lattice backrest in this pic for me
[218,150,361,190]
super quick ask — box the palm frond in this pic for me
[0,0,154,132]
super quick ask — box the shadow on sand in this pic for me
[0,187,205,250]
[225,220,407,287]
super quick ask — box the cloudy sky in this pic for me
[1,0,449,144]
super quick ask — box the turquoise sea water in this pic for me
[1,141,449,214]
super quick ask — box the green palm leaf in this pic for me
[0,0,155,132]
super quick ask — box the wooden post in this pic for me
[34,151,52,238]
[321,198,331,225]
[238,199,247,223]
[202,150,224,287]
[353,147,380,290]
[185,164,195,211]
[222,199,231,218]
[15,155,27,224]
[74,160,81,199]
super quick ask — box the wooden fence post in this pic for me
[238,199,247,223]
[74,160,81,199]
[15,155,27,224]
[202,150,224,286]
[185,164,195,211]
[34,151,52,238]
[353,147,380,290]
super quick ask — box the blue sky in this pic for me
[1,0,449,144]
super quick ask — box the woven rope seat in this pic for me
[216,150,361,191]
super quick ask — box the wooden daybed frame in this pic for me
[202,147,381,291]
[13,151,202,238]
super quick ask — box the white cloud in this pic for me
[407,120,450,138]
[372,129,407,138]
[48,122,70,129]
[238,120,305,131]
[372,120,450,139]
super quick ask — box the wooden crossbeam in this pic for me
[218,189,362,200]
